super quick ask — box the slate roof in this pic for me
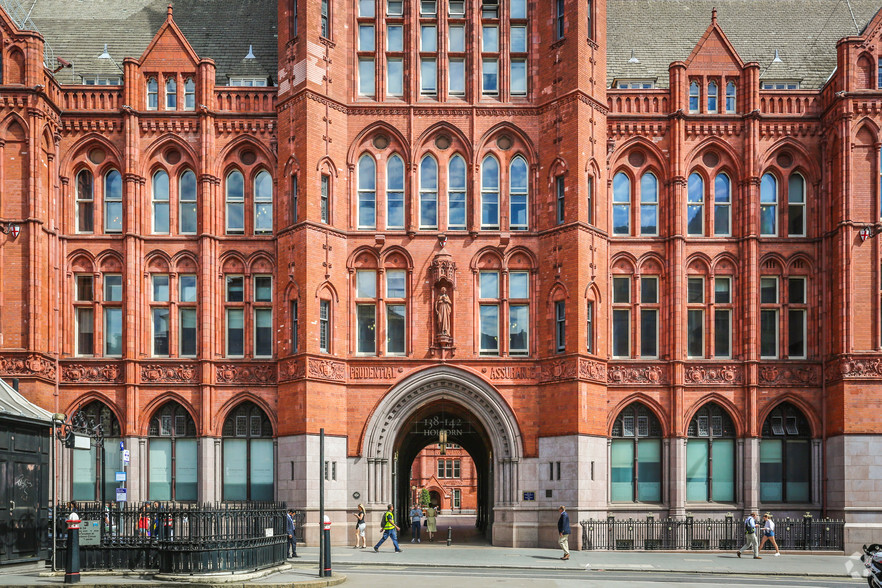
[3,0,278,85]
[608,0,882,88]
[1,0,880,89]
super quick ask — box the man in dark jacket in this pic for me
[557,505,571,560]
[286,509,298,558]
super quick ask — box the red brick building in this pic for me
[1,0,882,549]
[409,444,478,513]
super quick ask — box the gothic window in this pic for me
[165,77,177,110]
[509,270,530,356]
[387,155,405,229]
[226,170,245,234]
[611,274,631,358]
[787,173,806,237]
[104,273,123,356]
[184,78,195,110]
[760,173,777,236]
[179,170,197,234]
[555,300,566,352]
[358,155,377,229]
[104,170,123,233]
[760,402,811,503]
[148,402,198,501]
[222,402,274,501]
[555,175,565,225]
[71,401,121,502]
[707,81,718,113]
[640,172,658,235]
[254,170,273,234]
[152,170,170,234]
[420,155,439,228]
[686,403,736,502]
[725,81,736,113]
[687,173,704,236]
[448,155,467,229]
[147,77,158,110]
[319,299,331,352]
[74,274,95,355]
[510,156,529,230]
[320,173,330,223]
[689,81,700,112]
[611,403,662,503]
[478,270,500,355]
[76,170,94,233]
[151,273,170,356]
[586,299,595,353]
[714,173,731,236]
[386,269,407,355]
[481,155,500,228]
[612,172,630,235]
[355,269,378,354]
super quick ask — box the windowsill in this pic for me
[685,502,740,509]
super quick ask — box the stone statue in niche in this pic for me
[435,287,452,337]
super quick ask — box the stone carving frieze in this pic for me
[61,361,122,384]
[832,355,882,380]
[0,354,57,380]
[140,363,199,384]
[607,363,667,385]
[684,364,743,385]
[758,363,820,387]
[278,357,306,382]
[578,358,607,383]
[539,359,578,382]
[215,363,277,385]
[307,358,346,381]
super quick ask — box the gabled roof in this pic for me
[608,0,882,88]
[0,378,53,425]
[21,0,277,85]
[138,4,201,66]
[683,8,745,69]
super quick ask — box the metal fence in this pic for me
[54,502,300,573]
[580,514,844,551]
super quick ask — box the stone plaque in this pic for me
[79,520,101,546]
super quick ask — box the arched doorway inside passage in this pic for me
[361,365,523,546]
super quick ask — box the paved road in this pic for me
[332,565,861,587]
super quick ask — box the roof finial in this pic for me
[711,7,717,24]
[245,44,256,60]
[772,49,782,63]
[628,49,639,64]
[167,4,173,19]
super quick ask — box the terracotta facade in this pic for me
[0,0,881,549]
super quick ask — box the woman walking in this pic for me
[425,504,437,541]
[354,504,367,548]
[759,513,781,556]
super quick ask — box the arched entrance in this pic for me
[363,366,522,545]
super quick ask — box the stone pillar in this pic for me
[742,437,760,515]
[197,436,218,502]
[669,437,686,518]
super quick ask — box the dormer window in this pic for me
[707,81,718,113]
[82,76,121,85]
[147,77,158,110]
[184,78,195,110]
[761,81,799,90]
[616,80,654,89]
[229,78,268,87]
[725,81,736,113]
[165,77,177,110]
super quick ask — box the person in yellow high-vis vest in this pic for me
[373,504,402,552]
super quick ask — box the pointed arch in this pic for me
[607,395,669,438]
[58,132,123,177]
[283,154,301,176]
[247,251,275,273]
[609,136,671,179]
[684,136,745,178]
[683,395,745,438]
[610,251,638,273]
[316,155,339,177]
[470,246,504,271]
[67,249,96,273]
[415,121,473,162]
[547,280,570,303]
[141,133,199,174]
[758,137,821,181]
[547,156,569,180]
[348,120,411,167]
[758,396,820,438]
[585,281,603,305]
[171,250,199,273]
[139,392,200,436]
[712,252,739,274]
[215,392,278,437]
[503,246,538,269]
[380,245,414,269]
[1,111,28,140]
[213,135,276,178]
[758,252,786,273]
[315,279,340,302]
[218,250,248,273]
[685,252,712,274]
[637,252,666,275]
[347,245,381,269]
[96,249,124,272]
[476,122,537,165]
[64,392,124,434]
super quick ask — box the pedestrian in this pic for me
[409,503,423,543]
[286,509,298,558]
[151,501,163,540]
[758,513,781,556]
[373,504,402,553]
[354,504,367,549]
[558,505,571,560]
[138,505,150,538]
[425,504,437,542]
[736,511,761,559]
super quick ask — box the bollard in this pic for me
[446,525,452,546]
[322,515,332,577]
[64,511,81,584]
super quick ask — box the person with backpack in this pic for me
[736,511,761,559]
[373,504,402,553]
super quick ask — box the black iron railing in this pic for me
[580,514,844,551]
[54,502,300,573]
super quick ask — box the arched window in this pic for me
[254,170,273,234]
[613,172,630,235]
[640,172,658,235]
[760,173,777,236]
[686,403,736,502]
[148,401,198,501]
[152,170,170,234]
[707,81,718,113]
[725,81,736,113]
[509,156,528,230]
[183,77,195,110]
[226,170,245,234]
[147,77,158,110]
[222,402,274,501]
[104,170,123,233]
[448,155,467,229]
[357,155,376,229]
[165,77,177,110]
[420,155,438,228]
[714,173,731,236]
[71,401,121,501]
[787,173,805,237]
[760,402,811,503]
[611,402,662,502]
[386,155,405,229]
[687,172,704,236]
[481,155,499,228]
[689,81,700,112]
[179,170,197,234]
[76,170,94,233]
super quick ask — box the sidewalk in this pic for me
[307,543,863,579]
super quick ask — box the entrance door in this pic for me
[0,423,48,564]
